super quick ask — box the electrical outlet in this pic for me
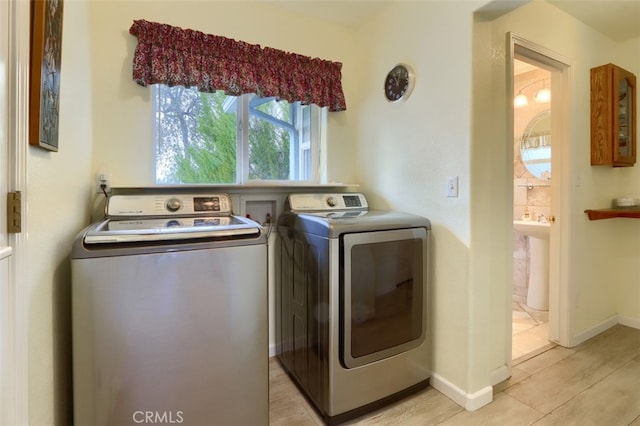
[96,173,111,193]
[446,176,458,198]
[244,199,276,226]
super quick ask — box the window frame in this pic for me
[152,85,324,185]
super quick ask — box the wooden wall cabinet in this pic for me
[590,63,637,167]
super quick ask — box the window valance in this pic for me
[129,19,347,111]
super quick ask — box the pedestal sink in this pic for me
[513,220,551,311]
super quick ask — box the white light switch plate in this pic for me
[446,176,458,198]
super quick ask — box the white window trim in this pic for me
[153,86,325,185]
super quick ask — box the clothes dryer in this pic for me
[276,193,431,424]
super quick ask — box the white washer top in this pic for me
[80,192,261,246]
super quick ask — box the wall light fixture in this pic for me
[514,78,551,108]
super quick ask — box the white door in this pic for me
[0,0,13,423]
[1,0,29,423]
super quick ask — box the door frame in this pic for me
[2,0,30,424]
[508,33,573,348]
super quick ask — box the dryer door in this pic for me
[340,227,428,369]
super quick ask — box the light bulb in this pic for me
[535,88,551,103]
[514,93,528,108]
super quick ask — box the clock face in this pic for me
[385,64,414,102]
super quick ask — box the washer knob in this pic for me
[326,196,337,207]
[165,198,182,212]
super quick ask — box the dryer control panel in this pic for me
[287,193,368,212]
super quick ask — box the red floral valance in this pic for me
[129,19,347,111]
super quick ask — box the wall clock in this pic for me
[384,63,415,102]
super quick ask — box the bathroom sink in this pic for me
[513,220,550,310]
[513,220,550,240]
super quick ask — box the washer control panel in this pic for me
[287,193,368,212]
[106,193,232,217]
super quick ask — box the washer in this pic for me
[71,192,267,426]
[276,193,431,424]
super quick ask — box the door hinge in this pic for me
[7,191,22,233]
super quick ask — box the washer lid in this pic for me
[83,215,261,244]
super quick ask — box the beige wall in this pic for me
[354,0,477,394]
[86,1,359,186]
[27,2,94,425]
[23,0,640,423]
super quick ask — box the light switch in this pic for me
[446,176,458,198]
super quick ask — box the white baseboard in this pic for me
[489,364,510,386]
[426,315,640,412]
[269,343,276,357]
[618,315,640,330]
[571,314,619,347]
[430,372,493,411]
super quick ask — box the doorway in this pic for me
[512,58,553,360]
[509,34,571,360]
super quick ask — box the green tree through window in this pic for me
[154,85,320,184]
[175,91,237,183]
[248,98,291,180]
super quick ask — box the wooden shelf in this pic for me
[585,208,640,220]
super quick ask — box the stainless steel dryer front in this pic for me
[276,193,431,424]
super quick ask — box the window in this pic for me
[153,85,324,184]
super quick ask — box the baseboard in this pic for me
[618,315,640,330]
[269,343,276,357]
[430,372,493,411]
[489,364,510,386]
[571,314,619,346]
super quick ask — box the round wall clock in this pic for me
[384,63,415,102]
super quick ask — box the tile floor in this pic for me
[512,301,552,361]
[270,324,640,425]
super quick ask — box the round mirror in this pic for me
[520,109,551,180]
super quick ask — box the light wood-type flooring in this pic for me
[270,324,640,425]
[512,301,552,360]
